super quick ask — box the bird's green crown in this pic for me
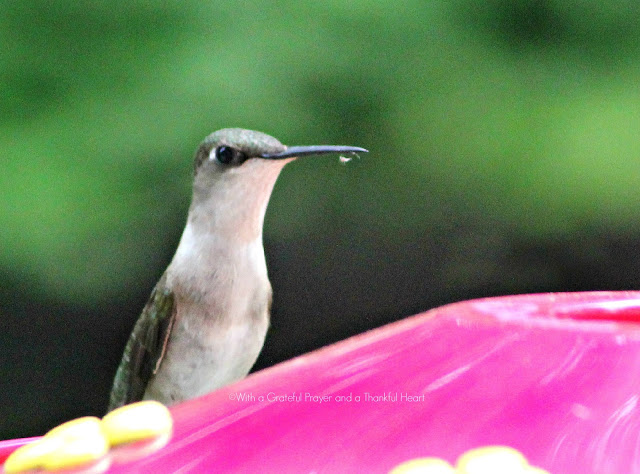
[193,128,285,172]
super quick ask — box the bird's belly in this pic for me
[143,315,269,405]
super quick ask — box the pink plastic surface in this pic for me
[5,291,640,473]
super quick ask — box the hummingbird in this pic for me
[108,128,367,410]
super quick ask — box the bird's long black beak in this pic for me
[260,145,368,160]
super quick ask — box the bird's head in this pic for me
[188,128,366,239]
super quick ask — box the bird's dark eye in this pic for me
[214,146,246,165]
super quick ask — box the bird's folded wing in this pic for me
[108,274,176,411]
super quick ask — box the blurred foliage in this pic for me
[3,0,640,437]
[2,0,640,303]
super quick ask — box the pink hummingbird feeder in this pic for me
[3,291,640,473]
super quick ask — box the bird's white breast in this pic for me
[143,223,272,404]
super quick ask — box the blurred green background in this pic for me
[2,0,640,438]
